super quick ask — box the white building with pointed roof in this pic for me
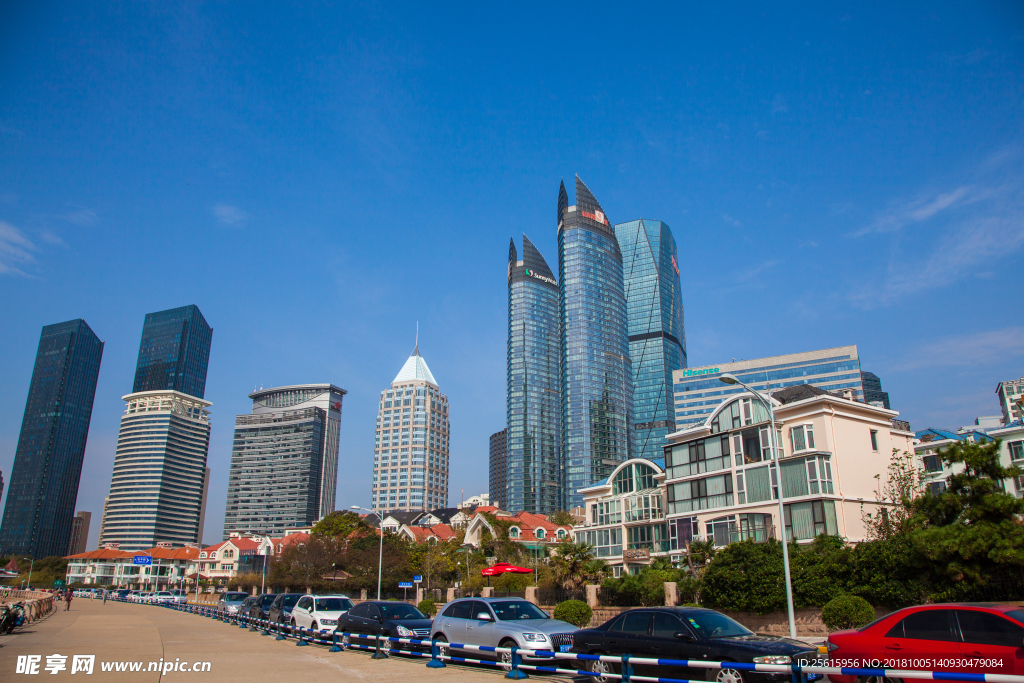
[372,345,450,513]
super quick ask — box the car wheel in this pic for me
[341,634,350,649]
[312,622,319,632]
[433,634,449,659]
[499,639,518,671]
[588,655,619,683]
[380,633,392,656]
[708,664,746,683]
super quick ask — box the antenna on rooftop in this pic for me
[416,321,419,347]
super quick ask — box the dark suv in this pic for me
[268,593,303,624]
[248,593,278,621]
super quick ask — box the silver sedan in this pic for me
[431,598,577,667]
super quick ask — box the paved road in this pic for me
[0,598,580,682]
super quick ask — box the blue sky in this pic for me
[1,2,1022,547]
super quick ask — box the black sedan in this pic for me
[267,593,303,624]
[335,601,434,656]
[247,593,277,621]
[571,607,823,683]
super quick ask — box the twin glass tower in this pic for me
[497,177,686,513]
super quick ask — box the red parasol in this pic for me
[480,562,533,577]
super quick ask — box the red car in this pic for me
[480,562,533,577]
[827,603,1024,682]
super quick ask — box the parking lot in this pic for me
[0,597,582,682]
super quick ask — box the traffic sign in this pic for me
[398,581,413,588]
[53,580,64,587]
[133,556,152,566]
[413,575,422,583]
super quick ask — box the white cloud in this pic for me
[722,213,742,228]
[893,326,1024,372]
[0,220,35,276]
[40,231,65,246]
[213,203,247,226]
[63,208,98,226]
[853,186,973,236]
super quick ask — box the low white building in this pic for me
[65,546,200,589]
[915,423,1024,497]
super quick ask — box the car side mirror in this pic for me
[476,612,493,621]
[675,632,695,642]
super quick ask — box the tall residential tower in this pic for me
[223,384,346,538]
[0,320,104,557]
[615,219,687,461]
[133,305,213,399]
[505,235,561,513]
[372,346,450,512]
[558,177,634,510]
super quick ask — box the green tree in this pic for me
[311,510,368,538]
[547,510,577,527]
[550,541,596,590]
[909,438,1024,596]
[700,539,786,614]
[862,449,921,540]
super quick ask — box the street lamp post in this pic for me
[351,506,384,600]
[718,372,797,639]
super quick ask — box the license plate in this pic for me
[808,675,822,680]
[559,645,572,653]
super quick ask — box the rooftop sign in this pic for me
[678,367,720,378]
[524,268,557,286]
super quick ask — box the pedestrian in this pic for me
[64,590,72,611]
[102,589,107,605]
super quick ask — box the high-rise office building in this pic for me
[0,320,104,558]
[98,391,212,550]
[506,235,562,513]
[673,346,865,429]
[558,177,634,510]
[997,377,1024,425]
[68,511,91,555]
[615,219,687,462]
[488,428,508,510]
[223,384,346,538]
[133,305,213,399]
[861,371,890,410]
[372,346,449,513]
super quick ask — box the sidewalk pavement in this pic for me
[0,598,571,682]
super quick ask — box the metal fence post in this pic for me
[426,638,446,668]
[329,631,343,652]
[296,626,308,646]
[504,646,528,680]
[371,633,387,659]
[275,621,287,641]
[621,654,633,683]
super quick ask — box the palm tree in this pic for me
[552,541,595,590]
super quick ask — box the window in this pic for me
[706,516,735,547]
[790,425,815,452]
[927,481,947,495]
[535,528,545,539]
[557,529,566,539]
[741,466,773,504]
[922,454,942,472]
[621,611,652,635]
[652,612,685,638]
[956,610,1024,648]
[670,517,699,550]
[667,474,733,513]
[509,527,520,538]
[807,456,834,494]
[870,430,879,452]
[783,500,838,541]
[627,524,669,552]
[1009,441,1024,462]
[668,437,730,477]
[577,528,623,557]
[737,513,773,542]
[887,610,957,642]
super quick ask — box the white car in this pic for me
[168,589,189,605]
[290,595,354,632]
[152,591,174,604]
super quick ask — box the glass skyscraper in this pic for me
[133,304,213,399]
[223,384,346,538]
[615,219,687,461]
[506,235,561,513]
[0,319,104,558]
[559,176,634,510]
[488,428,507,509]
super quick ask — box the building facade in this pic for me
[914,424,1023,498]
[488,428,507,510]
[133,305,212,399]
[558,177,634,511]
[65,546,200,590]
[860,371,890,410]
[223,384,346,538]
[614,219,687,462]
[673,346,865,430]
[98,391,212,551]
[507,234,562,513]
[0,319,104,558]
[997,378,1024,425]
[372,347,450,513]
[68,511,92,555]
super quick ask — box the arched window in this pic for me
[535,528,545,539]
[509,527,520,538]
[557,529,566,539]
[612,462,659,494]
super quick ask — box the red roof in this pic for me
[65,548,132,560]
[404,524,457,543]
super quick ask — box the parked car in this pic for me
[247,593,278,621]
[290,595,354,631]
[169,589,188,605]
[431,597,576,667]
[337,600,433,654]
[827,603,1024,681]
[571,607,825,683]
[216,591,249,614]
[151,591,174,604]
[268,593,304,624]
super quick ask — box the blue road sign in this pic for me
[133,556,152,566]
[398,582,413,589]
[413,575,422,583]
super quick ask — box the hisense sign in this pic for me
[679,367,720,378]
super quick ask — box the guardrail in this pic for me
[106,596,1024,683]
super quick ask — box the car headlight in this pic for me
[320,619,337,626]
[753,656,792,664]
[521,633,547,642]
[397,625,415,637]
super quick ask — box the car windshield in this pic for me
[860,610,900,631]
[683,611,752,638]
[260,595,277,607]
[223,593,247,602]
[492,600,549,621]
[316,598,354,612]
[281,595,301,608]
[380,603,425,620]
[1005,610,1024,626]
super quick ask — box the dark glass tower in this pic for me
[861,371,890,410]
[507,235,561,513]
[0,320,104,558]
[615,219,687,461]
[558,177,634,510]
[133,305,213,399]
[488,428,508,510]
